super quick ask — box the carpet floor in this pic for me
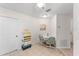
[4,43,73,56]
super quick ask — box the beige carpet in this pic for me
[4,44,73,56]
[59,48,73,56]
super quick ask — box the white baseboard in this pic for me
[1,49,17,56]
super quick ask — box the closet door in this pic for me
[0,17,22,55]
[57,15,71,48]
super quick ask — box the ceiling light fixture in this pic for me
[42,14,47,18]
[37,3,45,8]
[42,13,49,18]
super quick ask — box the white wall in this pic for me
[38,18,50,32]
[38,16,57,38]
[73,3,79,56]
[49,15,57,38]
[0,7,40,55]
[0,7,40,44]
[0,6,55,49]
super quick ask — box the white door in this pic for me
[0,17,22,55]
[57,15,71,48]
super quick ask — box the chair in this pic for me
[46,37,56,47]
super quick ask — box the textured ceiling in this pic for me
[0,3,73,18]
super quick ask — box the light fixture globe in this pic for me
[41,13,49,18]
[37,3,45,8]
